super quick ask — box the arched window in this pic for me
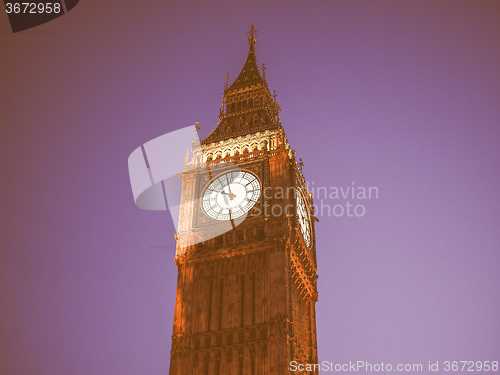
[204,354,210,375]
[219,278,224,330]
[215,353,221,375]
[240,273,245,326]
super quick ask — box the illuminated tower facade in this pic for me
[169,26,319,375]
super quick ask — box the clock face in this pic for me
[296,189,311,248]
[202,171,261,220]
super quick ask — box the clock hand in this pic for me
[220,190,236,199]
[220,189,230,207]
[221,181,234,222]
[225,175,235,199]
[220,179,236,199]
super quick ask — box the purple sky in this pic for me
[1,1,499,374]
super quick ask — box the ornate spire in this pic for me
[202,25,280,145]
[226,24,265,92]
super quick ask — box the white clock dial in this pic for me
[202,171,261,220]
[296,189,311,247]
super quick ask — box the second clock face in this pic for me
[296,189,311,248]
[202,171,261,220]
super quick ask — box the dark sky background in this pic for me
[1,1,499,374]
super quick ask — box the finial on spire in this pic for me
[262,63,266,79]
[247,24,258,46]
[195,121,200,133]
[224,72,230,90]
[298,158,304,171]
[273,90,278,102]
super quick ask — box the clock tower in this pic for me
[169,26,319,374]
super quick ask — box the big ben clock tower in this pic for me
[169,26,319,375]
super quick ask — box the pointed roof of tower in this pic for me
[226,24,265,91]
[202,25,281,145]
